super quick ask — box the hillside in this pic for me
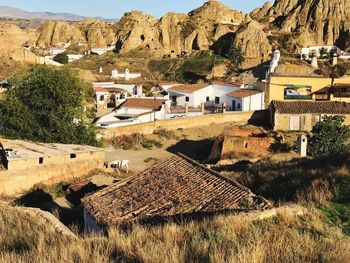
[1,153,350,262]
[251,0,350,51]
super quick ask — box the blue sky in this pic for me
[0,0,267,19]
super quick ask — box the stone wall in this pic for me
[0,151,105,195]
[99,110,269,138]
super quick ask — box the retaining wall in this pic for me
[99,110,269,138]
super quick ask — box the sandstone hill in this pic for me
[251,0,350,51]
[35,19,116,48]
[2,0,350,73]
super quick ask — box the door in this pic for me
[171,96,177,107]
[289,116,300,131]
[232,100,236,111]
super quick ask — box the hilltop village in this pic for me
[1,1,350,262]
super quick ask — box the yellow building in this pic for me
[266,75,350,106]
[269,100,350,131]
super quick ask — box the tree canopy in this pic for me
[0,65,98,146]
[308,115,350,157]
[53,53,69,64]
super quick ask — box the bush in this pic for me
[111,134,162,150]
[52,53,69,64]
[0,65,98,146]
[153,129,177,140]
[308,115,350,157]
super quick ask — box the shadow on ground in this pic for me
[166,139,215,162]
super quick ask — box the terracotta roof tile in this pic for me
[228,89,262,98]
[82,154,272,226]
[272,100,350,114]
[212,80,243,87]
[120,98,166,109]
[168,83,209,93]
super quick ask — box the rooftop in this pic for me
[211,80,243,87]
[228,89,262,98]
[1,139,104,161]
[271,100,350,114]
[82,154,271,226]
[168,83,209,93]
[119,98,166,109]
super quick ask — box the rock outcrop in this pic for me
[0,23,32,52]
[252,0,350,50]
[115,0,248,56]
[232,21,272,69]
[36,19,116,48]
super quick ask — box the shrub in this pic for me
[52,53,69,64]
[308,115,350,157]
[0,65,98,146]
[111,134,162,150]
[153,129,177,140]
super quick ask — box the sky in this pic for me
[0,0,267,19]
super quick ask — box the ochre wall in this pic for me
[273,113,350,131]
[267,76,350,105]
[98,111,269,138]
[0,151,105,195]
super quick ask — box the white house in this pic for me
[227,89,265,111]
[67,54,84,62]
[301,45,344,59]
[111,69,142,80]
[91,46,115,56]
[94,98,169,128]
[93,82,143,110]
[167,81,245,109]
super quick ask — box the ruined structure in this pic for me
[0,139,105,195]
[82,154,271,229]
[210,126,277,160]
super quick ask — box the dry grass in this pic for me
[1,203,350,263]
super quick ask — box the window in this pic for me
[70,153,77,159]
[185,96,189,102]
[215,97,220,104]
[39,157,44,164]
[206,97,210,102]
[237,103,241,110]
[99,95,104,101]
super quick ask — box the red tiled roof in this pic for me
[228,89,262,98]
[168,83,209,93]
[159,82,178,85]
[271,100,350,114]
[120,98,166,109]
[95,87,125,92]
[333,83,350,88]
[212,80,243,87]
[82,154,272,226]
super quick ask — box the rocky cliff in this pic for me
[36,19,116,48]
[252,0,350,50]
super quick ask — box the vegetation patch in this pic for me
[111,133,163,150]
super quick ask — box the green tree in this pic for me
[53,53,69,64]
[0,65,98,146]
[308,115,350,156]
[225,45,246,70]
[319,47,330,59]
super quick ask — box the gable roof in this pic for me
[212,80,243,87]
[228,89,262,98]
[271,100,350,114]
[168,83,210,93]
[82,154,271,226]
[119,98,166,109]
